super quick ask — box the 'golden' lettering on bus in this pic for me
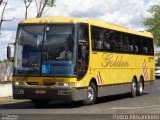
[101,53,129,67]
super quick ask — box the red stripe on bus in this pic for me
[98,72,103,84]
[142,60,148,81]
[97,75,101,84]
[97,76,100,85]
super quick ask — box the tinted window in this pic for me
[104,30,114,51]
[91,26,104,51]
[148,38,154,55]
[91,25,154,56]
[122,34,130,52]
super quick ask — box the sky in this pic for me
[0,0,159,60]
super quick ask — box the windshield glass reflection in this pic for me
[14,24,77,77]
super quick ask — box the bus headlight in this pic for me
[14,81,25,86]
[55,82,75,87]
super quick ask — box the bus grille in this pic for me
[26,82,55,86]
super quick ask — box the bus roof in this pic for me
[20,17,153,38]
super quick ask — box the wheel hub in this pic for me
[132,82,136,93]
[88,86,94,101]
[139,82,143,93]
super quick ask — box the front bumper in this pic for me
[13,86,87,101]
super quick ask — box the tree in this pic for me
[0,0,3,5]
[35,0,56,18]
[144,5,160,45]
[24,0,32,19]
[0,0,14,34]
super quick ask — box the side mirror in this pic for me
[7,45,11,60]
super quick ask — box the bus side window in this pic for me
[103,30,111,51]
[96,40,103,50]
[128,35,134,53]
[114,32,121,52]
[122,33,129,52]
[104,42,110,50]
[134,36,142,54]
[148,38,154,55]
[134,45,139,53]
[78,43,86,60]
[91,26,104,51]
[108,31,115,52]
[143,47,148,54]
[78,44,83,60]
[129,45,133,52]
[77,23,89,80]
[141,37,149,55]
[91,26,97,50]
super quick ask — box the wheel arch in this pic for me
[90,77,98,91]
[133,75,138,83]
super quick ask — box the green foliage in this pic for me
[0,0,3,5]
[144,5,160,45]
[27,0,32,2]
[36,0,56,18]
[0,59,11,63]
[45,0,55,7]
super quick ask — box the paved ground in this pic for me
[0,80,160,120]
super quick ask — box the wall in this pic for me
[0,62,13,82]
[0,83,12,97]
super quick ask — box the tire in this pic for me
[131,78,137,97]
[137,78,144,96]
[82,82,97,105]
[32,100,50,107]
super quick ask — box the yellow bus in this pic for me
[9,17,155,106]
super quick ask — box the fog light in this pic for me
[64,83,69,87]
[55,82,75,87]
[14,81,25,86]
[15,81,19,86]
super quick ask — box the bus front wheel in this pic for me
[82,82,97,105]
[32,100,50,107]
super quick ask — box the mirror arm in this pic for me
[8,42,15,46]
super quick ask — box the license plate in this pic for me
[35,90,46,94]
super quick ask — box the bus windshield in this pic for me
[14,24,77,77]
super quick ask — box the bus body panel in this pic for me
[89,52,154,84]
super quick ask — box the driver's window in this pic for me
[77,24,89,80]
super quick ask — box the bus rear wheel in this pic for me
[82,82,97,105]
[32,100,50,107]
[131,78,137,97]
[137,78,144,96]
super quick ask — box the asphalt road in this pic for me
[0,80,160,120]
